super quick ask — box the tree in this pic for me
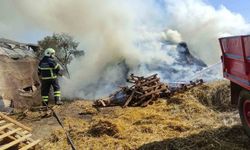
[38,33,84,77]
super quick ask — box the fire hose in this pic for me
[45,105,77,150]
[168,61,221,87]
[189,61,222,81]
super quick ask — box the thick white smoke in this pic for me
[164,0,250,64]
[10,0,177,98]
[0,1,30,41]
[1,0,250,98]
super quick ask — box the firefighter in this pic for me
[38,48,63,106]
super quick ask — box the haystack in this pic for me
[0,38,41,109]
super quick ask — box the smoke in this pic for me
[164,0,250,64]
[11,0,143,98]
[0,1,28,40]
[1,0,250,98]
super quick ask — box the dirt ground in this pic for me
[11,80,250,150]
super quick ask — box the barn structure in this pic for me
[0,38,41,109]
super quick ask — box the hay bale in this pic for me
[188,80,232,111]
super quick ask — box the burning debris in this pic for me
[94,74,167,107]
[94,74,204,107]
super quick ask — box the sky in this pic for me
[206,0,250,21]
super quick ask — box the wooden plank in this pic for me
[0,114,39,149]
[135,91,143,95]
[123,90,135,107]
[0,134,32,150]
[142,83,164,91]
[139,87,166,99]
[132,97,147,107]
[0,128,22,140]
[130,74,157,80]
[7,126,34,143]
[0,123,14,131]
[0,120,6,124]
[141,78,160,86]
[141,95,156,107]
[19,139,41,150]
[0,113,32,132]
[22,131,29,135]
[0,131,16,141]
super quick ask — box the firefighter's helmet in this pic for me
[44,48,55,57]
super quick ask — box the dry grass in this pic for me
[42,95,221,149]
[188,80,232,111]
[14,81,250,150]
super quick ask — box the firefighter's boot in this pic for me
[55,96,63,105]
[54,90,63,105]
[56,100,63,105]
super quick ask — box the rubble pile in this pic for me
[94,74,204,107]
[125,74,168,107]
[94,74,168,107]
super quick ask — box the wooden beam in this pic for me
[0,120,6,124]
[139,87,166,99]
[19,139,41,150]
[140,78,160,86]
[0,131,16,141]
[146,73,158,78]
[7,126,35,143]
[0,113,32,132]
[0,128,22,140]
[123,90,135,107]
[141,95,157,107]
[132,97,147,107]
[0,123,14,131]
[142,83,164,91]
[0,134,32,150]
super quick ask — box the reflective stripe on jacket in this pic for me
[38,56,61,80]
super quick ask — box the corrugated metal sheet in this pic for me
[0,47,36,58]
[0,38,37,59]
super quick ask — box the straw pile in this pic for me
[188,80,233,111]
[88,120,120,137]
[14,81,249,150]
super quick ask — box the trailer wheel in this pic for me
[239,90,250,137]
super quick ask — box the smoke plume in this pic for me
[164,0,250,64]
[1,0,250,98]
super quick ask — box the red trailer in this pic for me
[219,35,250,136]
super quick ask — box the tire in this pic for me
[238,90,250,137]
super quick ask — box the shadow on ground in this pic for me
[138,125,250,150]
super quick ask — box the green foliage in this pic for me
[38,33,84,65]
